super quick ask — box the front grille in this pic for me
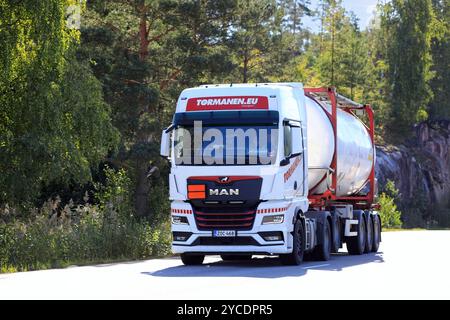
[193,207,256,230]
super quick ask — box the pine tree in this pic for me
[362,4,393,141]
[314,0,347,86]
[429,0,450,120]
[384,0,434,139]
[336,13,368,100]
[228,0,276,83]
[80,0,236,217]
[264,0,312,82]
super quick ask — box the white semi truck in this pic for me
[160,83,381,265]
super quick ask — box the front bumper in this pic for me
[172,231,290,254]
[171,199,294,255]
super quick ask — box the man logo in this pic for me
[209,189,239,196]
[219,176,229,183]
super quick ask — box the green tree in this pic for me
[0,1,118,205]
[337,14,368,100]
[361,4,392,142]
[228,0,276,83]
[264,0,312,82]
[429,0,450,120]
[384,0,434,139]
[81,0,237,217]
[305,1,369,101]
[315,0,347,86]
[281,0,311,35]
[378,180,402,228]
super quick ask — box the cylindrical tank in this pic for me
[305,96,374,196]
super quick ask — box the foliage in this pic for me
[383,0,434,140]
[378,180,403,229]
[227,0,276,83]
[79,0,238,216]
[0,169,171,273]
[95,167,133,218]
[0,1,118,205]
[428,0,450,120]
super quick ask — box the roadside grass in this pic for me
[0,168,172,274]
[382,228,426,232]
[382,228,450,232]
[0,204,172,274]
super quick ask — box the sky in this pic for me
[303,0,381,32]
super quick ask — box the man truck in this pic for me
[160,83,381,265]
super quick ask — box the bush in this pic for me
[378,180,403,228]
[0,168,171,273]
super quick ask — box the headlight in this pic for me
[262,214,284,225]
[172,215,189,225]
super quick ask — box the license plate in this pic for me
[213,230,236,237]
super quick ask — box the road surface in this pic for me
[1,231,449,299]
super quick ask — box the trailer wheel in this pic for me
[346,211,366,255]
[331,217,341,253]
[372,215,381,252]
[220,255,252,261]
[364,214,374,253]
[181,254,205,265]
[280,219,305,265]
[313,219,332,261]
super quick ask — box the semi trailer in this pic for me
[160,83,381,265]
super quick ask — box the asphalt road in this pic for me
[1,230,449,300]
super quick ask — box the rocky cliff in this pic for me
[375,120,450,227]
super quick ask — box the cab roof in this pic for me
[175,83,304,113]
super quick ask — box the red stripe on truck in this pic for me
[186,96,269,111]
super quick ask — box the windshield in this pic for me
[173,111,279,166]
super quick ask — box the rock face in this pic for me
[375,120,450,227]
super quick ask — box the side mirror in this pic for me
[160,129,171,158]
[291,127,303,156]
[279,158,290,166]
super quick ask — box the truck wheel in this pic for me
[346,212,366,255]
[221,254,252,261]
[372,215,381,252]
[331,217,341,253]
[181,254,205,265]
[280,219,305,265]
[313,219,332,261]
[364,214,374,253]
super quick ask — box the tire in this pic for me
[280,219,305,265]
[331,217,341,253]
[220,254,252,261]
[364,213,374,253]
[346,212,366,255]
[372,215,381,252]
[181,254,205,265]
[313,219,332,261]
